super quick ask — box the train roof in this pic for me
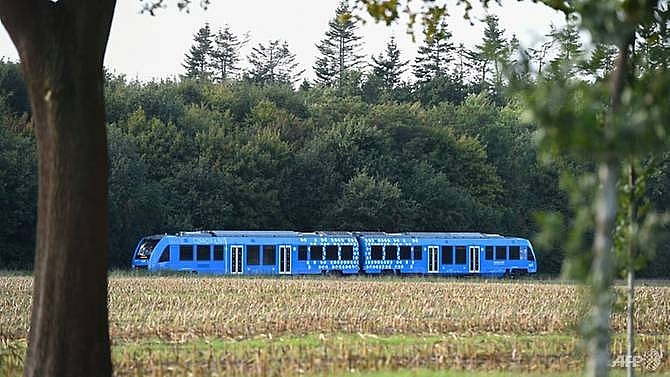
[355,232,527,240]
[148,230,526,241]
[173,230,356,238]
[313,231,354,236]
[183,230,301,238]
[403,232,506,238]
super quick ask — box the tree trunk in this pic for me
[586,161,618,377]
[584,31,634,377]
[0,1,116,376]
[627,163,637,377]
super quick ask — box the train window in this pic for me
[371,246,383,260]
[263,245,276,265]
[310,246,323,261]
[399,246,411,260]
[179,245,193,261]
[298,245,308,261]
[341,245,354,260]
[326,245,339,260]
[413,246,422,260]
[385,245,398,260]
[197,245,210,261]
[528,248,535,261]
[137,239,158,259]
[485,246,494,260]
[247,245,260,265]
[509,246,520,260]
[158,247,170,262]
[495,246,507,260]
[455,246,467,264]
[441,246,454,264]
[213,245,224,261]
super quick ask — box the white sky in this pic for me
[0,1,565,82]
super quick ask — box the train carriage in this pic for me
[132,231,360,275]
[356,232,537,277]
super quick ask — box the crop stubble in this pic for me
[1,276,669,376]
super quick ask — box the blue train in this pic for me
[131,230,537,277]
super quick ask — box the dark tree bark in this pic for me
[0,0,116,376]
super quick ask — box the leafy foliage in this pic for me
[2,2,670,282]
[0,59,29,116]
[0,125,36,268]
[2,52,669,276]
[100,73,573,268]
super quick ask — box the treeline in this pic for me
[1,2,669,276]
[2,61,670,275]
[1,58,567,269]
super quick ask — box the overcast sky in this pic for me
[0,1,565,82]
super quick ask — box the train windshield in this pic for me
[527,245,536,261]
[136,239,159,259]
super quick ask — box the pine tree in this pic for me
[546,22,584,80]
[313,0,366,87]
[182,23,214,81]
[313,46,338,87]
[528,37,554,75]
[454,43,470,85]
[211,26,248,83]
[638,21,670,71]
[580,43,618,82]
[466,15,508,89]
[245,40,304,86]
[412,19,456,82]
[370,36,409,92]
[411,19,468,105]
[507,34,532,84]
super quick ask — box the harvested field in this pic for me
[1,276,669,376]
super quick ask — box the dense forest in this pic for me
[0,3,668,276]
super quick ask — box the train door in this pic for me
[428,246,439,273]
[469,246,480,273]
[230,245,243,274]
[279,245,291,274]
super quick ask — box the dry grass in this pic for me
[1,276,669,376]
